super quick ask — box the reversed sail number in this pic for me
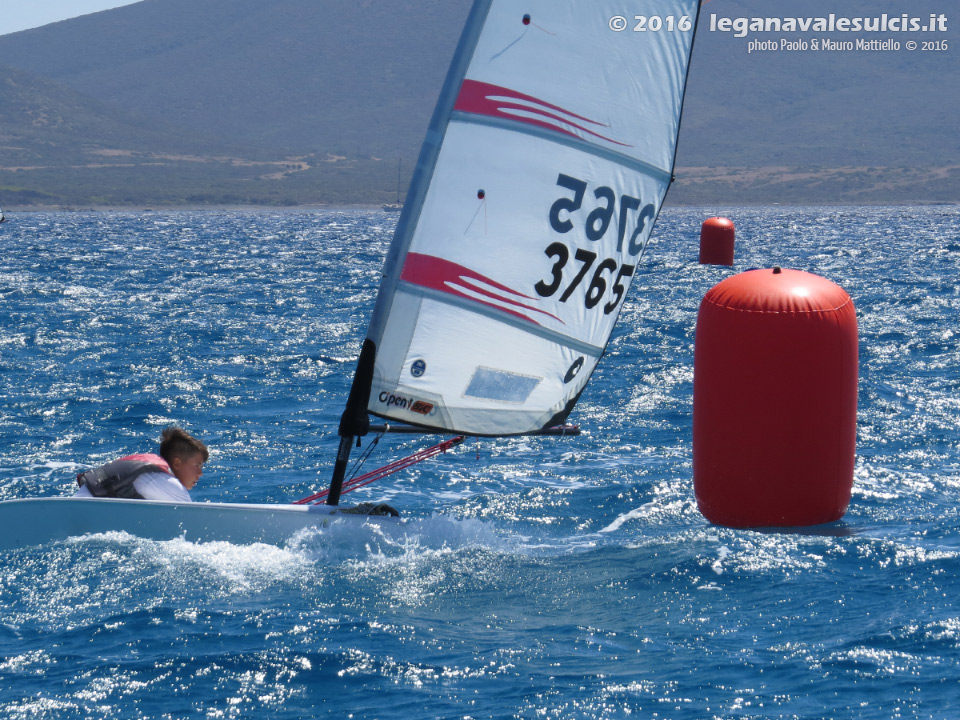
[536,173,653,314]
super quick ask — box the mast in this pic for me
[327,1,492,503]
[327,340,375,505]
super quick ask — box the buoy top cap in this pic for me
[701,216,735,231]
[703,268,853,314]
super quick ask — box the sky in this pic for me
[2,0,141,36]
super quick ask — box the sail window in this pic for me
[464,367,541,404]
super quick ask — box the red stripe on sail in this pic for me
[454,79,631,147]
[400,253,562,325]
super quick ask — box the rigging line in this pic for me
[490,27,526,61]
[293,435,465,505]
[346,431,383,483]
[530,22,556,35]
[328,436,465,501]
[464,196,486,234]
[295,431,382,506]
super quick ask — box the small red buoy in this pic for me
[699,216,735,266]
[693,268,858,527]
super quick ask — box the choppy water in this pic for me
[1,206,958,719]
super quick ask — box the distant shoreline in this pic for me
[6,165,957,212]
[5,164,957,212]
[5,203,383,213]
[6,199,957,214]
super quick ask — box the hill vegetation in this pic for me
[0,0,956,208]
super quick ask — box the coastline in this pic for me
[6,164,958,213]
[6,199,957,214]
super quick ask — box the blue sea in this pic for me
[1,206,958,719]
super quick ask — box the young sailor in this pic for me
[75,427,208,502]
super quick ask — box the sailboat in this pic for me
[381,157,404,211]
[0,0,701,550]
[0,205,6,223]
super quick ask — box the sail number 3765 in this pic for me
[535,173,654,315]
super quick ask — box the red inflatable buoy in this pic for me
[699,216,735,266]
[693,267,858,527]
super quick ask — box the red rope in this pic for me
[294,435,465,505]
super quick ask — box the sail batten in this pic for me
[351,0,700,436]
[450,112,675,183]
[394,282,607,357]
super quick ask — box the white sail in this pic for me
[361,0,700,435]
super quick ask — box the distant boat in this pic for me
[382,157,404,211]
[0,205,6,223]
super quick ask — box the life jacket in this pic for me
[76,453,172,500]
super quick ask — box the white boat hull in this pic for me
[0,498,391,550]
